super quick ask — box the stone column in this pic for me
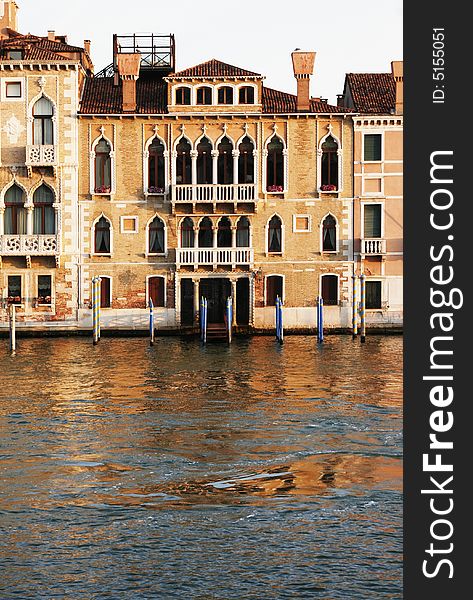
[25,203,34,235]
[232,150,239,186]
[52,203,61,236]
[190,150,198,191]
[193,278,200,324]
[0,206,4,236]
[231,279,237,326]
[211,150,218,186]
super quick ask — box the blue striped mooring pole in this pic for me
[360,273,366,343]
[149,297,155,346]
[92,276,101,345]
[275,296,283,344]
[352,274,358,339]
[201,297,208,344]
[317,296,324,343]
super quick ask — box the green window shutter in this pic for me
[364,204,382,238]
[364,134,382,161]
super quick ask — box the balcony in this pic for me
[176,247,254,270]
[26,145,57,166]
[171,184,257,204]
[0,234,59,256]
[361,238,386,255]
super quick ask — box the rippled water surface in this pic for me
[0,335,402,599]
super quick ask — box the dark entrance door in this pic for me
[180,278,194,326]
[236,278,250,325]
[199,278,231,324]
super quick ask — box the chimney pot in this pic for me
[84,39,91,55]
[391,60,403,115]
[291,50,316,112]
[0,1,19,38]
[117,53,141,112]
[48,30,55,41]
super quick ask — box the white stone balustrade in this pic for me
[0,234,59,255]
[361,238,386,255]
[172,183,256,203]
[26,145,57,166]
[176,247,253,269]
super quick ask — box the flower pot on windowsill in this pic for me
[147,187,165,195]
[319,184,338,194]
[36,296,52,307]
[267,185,284,193]
[94,186,111,195]
[7,296,22,305]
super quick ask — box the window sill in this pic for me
[146,253,167,257]
[321,250,338,254]
[92,253,112,258]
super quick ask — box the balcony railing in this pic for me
[26,145,57,166]
[0,234,59,256]
[361,238,386,255]
[176,247,254,269]
[172,184,257,203]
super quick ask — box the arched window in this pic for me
[322,215,337,252]
[267,136,284,191]
[148,276,165,307]
[198,217,213,248]
[33,97,53,145]
[4,185,26,235]
[217,217,232,248]
[176,138,192,184]
[321,135,339,189]
[268,215,282,253]
[196,86,212,105]
[321,275,338,305]
[94,216,111,254]
[33,185,55,235]
[175,87,191,105]
[239,86,255,104]
[94,139,112,192]
[218,86,233,105]
[266,275,283,306]
[148,216,165,254]
[238,136,255,184]
[217,136,233,184]
[236,216,250,247]
[148,138,165,192]
[197,137,212,184]
[180,217,195,248]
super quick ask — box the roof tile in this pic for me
[169,58,262,78]
[345,73,395,113]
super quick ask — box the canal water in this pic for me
[0,336,402,599]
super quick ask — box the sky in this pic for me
[15,0,403,105]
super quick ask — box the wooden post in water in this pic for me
[149,297,155,346]
[317,296,324,343]
[92,277,101,345]
[352,274,358,339]
[275,296,283,344]
[360,273,366,343]
[226,296,233,344]
[9,303,16,355]
[200,297,208,345]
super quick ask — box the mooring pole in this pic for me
[201,297,207,345]
[317,296,324,343]
[226,296,232,344]
[92,277,101,345]
[275,296,283,344]
[149,297,155,346]
[360,273,366,343]
[352,274,358,339]
[275,297,280,341]
[9,303,16,355]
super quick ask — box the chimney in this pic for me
[0,1,19,38]
[391,60,403,115]
[291,50,316,112]
[117,53,141,112]
[337,94,344,107]
[84,39,91,55]
[47,30,55,41]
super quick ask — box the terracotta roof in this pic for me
[80,77,167,114]
[262,86,351,114]
[169,58,262,79]
[345,73,395,114]
[0,33,85,61]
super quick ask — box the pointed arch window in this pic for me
[33,97,54,145]
[238,136,255,184]
[94,216,111,254]
[148,216,165,254]
[267,136,284,191]
[4,185,26,235]
[197,137,212,184]
[218,86,233,105]
[196,86,212,105]
[148,138,165,192]
[322,215,337,252]
[217,136,233,184]
[33,185,55,235]
[94,139,112,192]
[198,217,213,248]
[175,87,191,105]
[236,216,250,247]
[176,138,192,184]
[180,217,195,248]
[268,215,282,253]
[321,135,339,189]
[217,217,232,248]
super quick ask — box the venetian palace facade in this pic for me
[1,1,403,334]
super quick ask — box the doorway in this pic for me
[180,278,194,325]
[236,278,250,325]
[199,278,231,324]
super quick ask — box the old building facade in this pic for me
[0,0,92,329]
[340,62,403,327]
[75,35,354,332]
